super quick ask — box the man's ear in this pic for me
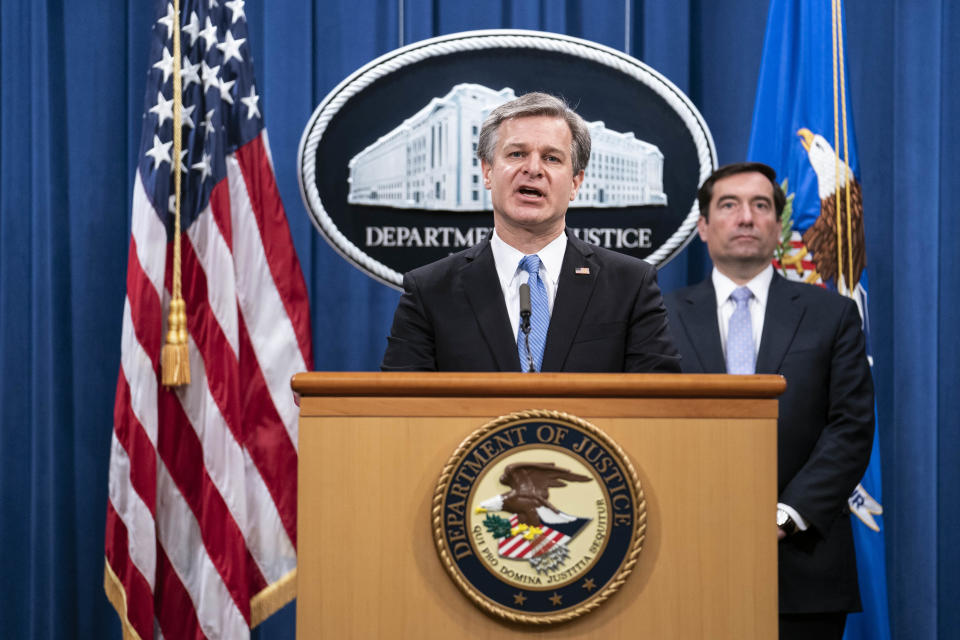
[568,170,585,201]
[481,159,493,189]
[697,215,709,242]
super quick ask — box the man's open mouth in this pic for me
[518,186,544,198]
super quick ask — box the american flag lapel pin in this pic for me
[575,267,590,275]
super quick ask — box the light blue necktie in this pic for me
[517,255,549,372]
[726,286,756,375]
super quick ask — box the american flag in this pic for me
[104,1,313,638]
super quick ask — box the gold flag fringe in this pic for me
[251,568,298,627]
[106,557,296,634]
[104,558,145,640]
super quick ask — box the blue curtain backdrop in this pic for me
[0,1,955,638]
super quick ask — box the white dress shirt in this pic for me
[711,265,773,362]
[711,264,808,532]
[490,229,566,341]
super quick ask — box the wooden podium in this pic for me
[292,372,785,638]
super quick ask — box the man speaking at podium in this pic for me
[381,92,680,373]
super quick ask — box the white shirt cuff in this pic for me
[777,503,809,531]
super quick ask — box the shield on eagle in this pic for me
[475,462,592,573]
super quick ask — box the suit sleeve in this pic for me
[779,297,875,533]
[380,271,438,371]
[624,264,682,373]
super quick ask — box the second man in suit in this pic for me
[381,92,680,373]
[663,162,874,639]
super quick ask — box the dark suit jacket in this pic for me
[664,273,874,614]
[381,230,681,373]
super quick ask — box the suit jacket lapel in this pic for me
[756,273,805,374]
[677,279,727,373]
[461,240,522,371]
[541,232,599,371]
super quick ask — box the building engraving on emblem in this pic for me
[575,123,667,208]
[346,83,667,211]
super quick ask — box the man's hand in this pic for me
[777,507,798,539]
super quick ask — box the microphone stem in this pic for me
[523,330,535,373]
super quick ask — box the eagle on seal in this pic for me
[476,462,590,527]
[797,127,866,292]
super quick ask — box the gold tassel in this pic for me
[161,299,190,386]
[161,0,190,387]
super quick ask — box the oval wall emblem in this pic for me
[299,29,717,289]
[432,410,646,623]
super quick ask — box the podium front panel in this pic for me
[294,373,781,639]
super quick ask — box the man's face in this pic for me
[698,171,780,279]
[481,115,584,241]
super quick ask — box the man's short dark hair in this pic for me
[697,162,786,220]
[477,92,592,176]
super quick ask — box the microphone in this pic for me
[518,283,534,372]
[519,283,532,334]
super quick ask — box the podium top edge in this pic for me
[290,372,786,399]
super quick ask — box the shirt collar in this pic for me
[491,229,567,287]
[711,264,774,307]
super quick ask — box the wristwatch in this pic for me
[777,508,798,536]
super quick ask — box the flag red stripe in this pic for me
[237,313,299,547]
[156,389,261,621]
[234,136,313,369]
[154,540,205,640]
[105,501,154,640]
[209,177,233,253]
[126,236,162,368]
[772,259,818,270]
[113,373,157,513]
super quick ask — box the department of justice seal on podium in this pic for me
[432,411,646,624]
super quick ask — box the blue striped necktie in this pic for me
[517,255,549,372]
[726,286,756,374]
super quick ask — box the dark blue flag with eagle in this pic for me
[747,1,889,639]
